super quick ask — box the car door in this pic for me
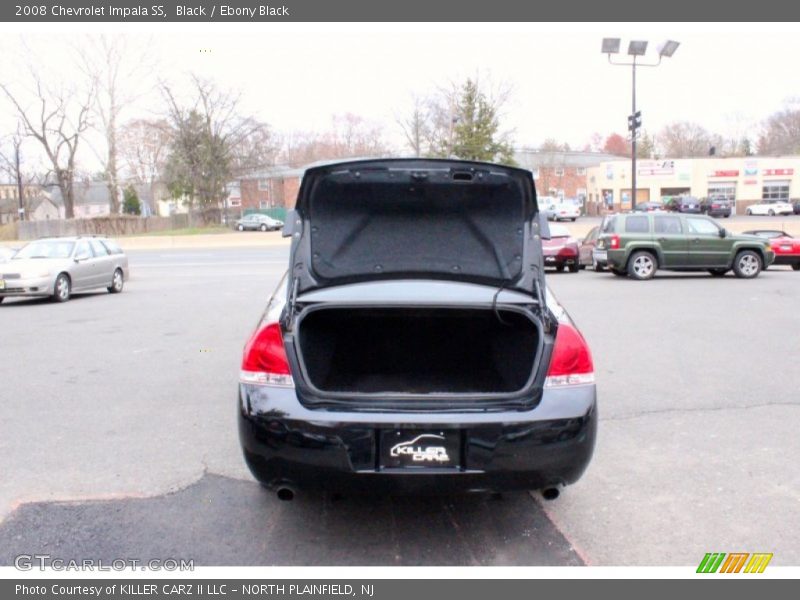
[653,215,688,267]
[89,239,114,287]
[579,227,598,265]
[684,216,730,267]
[70,240,95,290]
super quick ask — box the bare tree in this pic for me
[1,68,95,219]
[280,113,392,166]
[657,121,716,158]
[76,35,156,215]
[757,107,800,156]
[161,75,273,220]
[396,96,431,157]
[118,118,172,214]
[0,126,27,220]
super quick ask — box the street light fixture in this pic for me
[601,37,680,211]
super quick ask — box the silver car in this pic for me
[235,214,284,232]
[0,236,129,303]
[0,246,17,263]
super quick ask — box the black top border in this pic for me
[3,0,800,22]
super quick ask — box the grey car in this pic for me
[0,236,129,303]
[234,214,284,232]
[237,159,597,500]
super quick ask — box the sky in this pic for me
[2,22,800,171]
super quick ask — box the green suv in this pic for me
[595,213,774,280]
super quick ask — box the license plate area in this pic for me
[379,429,462,470]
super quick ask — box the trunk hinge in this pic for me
[285,277,300,330]
[532,272,551,333]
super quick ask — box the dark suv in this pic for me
[237,159,597,500]
[700,196,733,218]
[664,195,703,214]
[595,212,774,280]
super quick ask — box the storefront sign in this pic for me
[638,160,675,176]
[744,160,759,176]
[708,170,739,177]
[744,179,758,185]
[763,168,794,176]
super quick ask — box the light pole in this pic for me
[601,38,679,211]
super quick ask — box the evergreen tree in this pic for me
[450,79,516,165]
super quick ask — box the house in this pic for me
[235,165,304,213]
[0,182,64,223]
[48,182,111,218]
[28,196,62,221]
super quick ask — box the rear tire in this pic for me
[555,265,565,272]
[768,209,775,216]
[568,263,580,273]
[792,263,800,271]
[237,224,244,231]
[732,250,762,279]
[52,273,71,303]
[260,224,268,232]
[708,268,728,277]
[108,268,124,293]
[610,267,627,277]
[0,297,4,304]
[627,251,657,280]
[746,208,752,215]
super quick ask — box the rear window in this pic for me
[101,239,123,255]
[625,216,650,233]
[601,216,617,233]
[549,224,570,238]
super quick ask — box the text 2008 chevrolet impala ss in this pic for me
[237,159,596,500]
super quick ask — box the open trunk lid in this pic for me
[287,159,545,297]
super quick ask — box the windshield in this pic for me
[14,240,75,259]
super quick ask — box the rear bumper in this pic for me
[543,254,578,268]
[238,383,597,494]
[773,254,800,265]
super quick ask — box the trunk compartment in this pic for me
[296,307,539,396]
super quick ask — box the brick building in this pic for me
[513,149,620,204]
[233,166,303,214]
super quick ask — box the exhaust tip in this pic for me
[276,486,296,501]
[541,487,560,501]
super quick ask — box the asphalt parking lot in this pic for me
[1,244,798,566]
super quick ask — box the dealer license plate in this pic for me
[380,429,461,469]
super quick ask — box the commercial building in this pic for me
[514,149,618,203]
[585,156,800,215]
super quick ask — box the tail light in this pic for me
[240,322,294,386]
[545,322,594,388]
[609,234,621,250]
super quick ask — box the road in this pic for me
[0,246,798,566]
